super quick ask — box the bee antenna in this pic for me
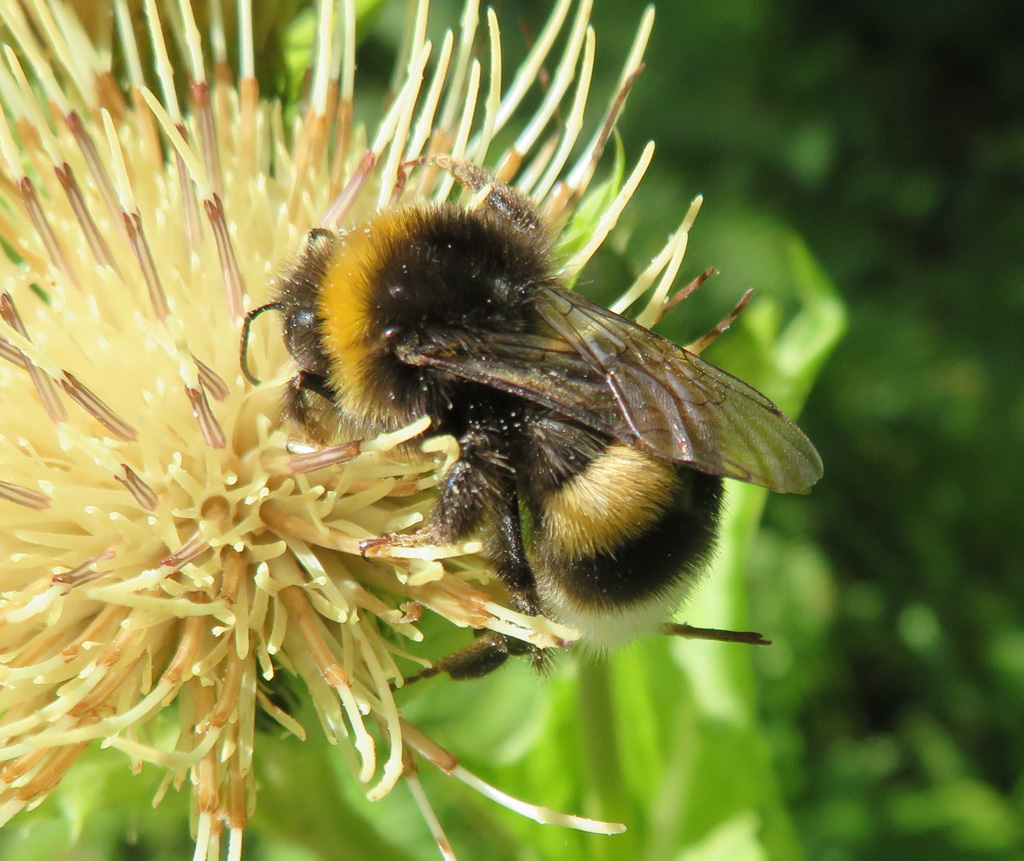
[240,302,283,386]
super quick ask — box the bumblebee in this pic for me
[241,158,822,679]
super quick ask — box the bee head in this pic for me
[240,229,336,386]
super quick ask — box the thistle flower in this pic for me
[0,0,728,857]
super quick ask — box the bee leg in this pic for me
[360,448,496,554]
[486,488,541,616]
[362,448,541,613]
[361,423,525,561]
[664,623,771,646]
[410,155,544,235]
[297,370,335,401]
[400,628,545,685]
[403,450,543,616]
[476,481,552,673]
[400,632,524,684]
[282,371,335,427]
[362,424,548,678]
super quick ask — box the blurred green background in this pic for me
[5,0,1022,859]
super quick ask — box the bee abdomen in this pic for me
[532,445,724,648]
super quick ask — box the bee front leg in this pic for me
[281,371,337,437]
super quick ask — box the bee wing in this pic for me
[398,286,823,492]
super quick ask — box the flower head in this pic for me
[0,0,705,856]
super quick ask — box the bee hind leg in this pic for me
[400,632,523,684]
[400,630,547,686]
[664,622,771,646]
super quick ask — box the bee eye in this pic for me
[285,309,318,340]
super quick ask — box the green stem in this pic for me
[578,659,634,860]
